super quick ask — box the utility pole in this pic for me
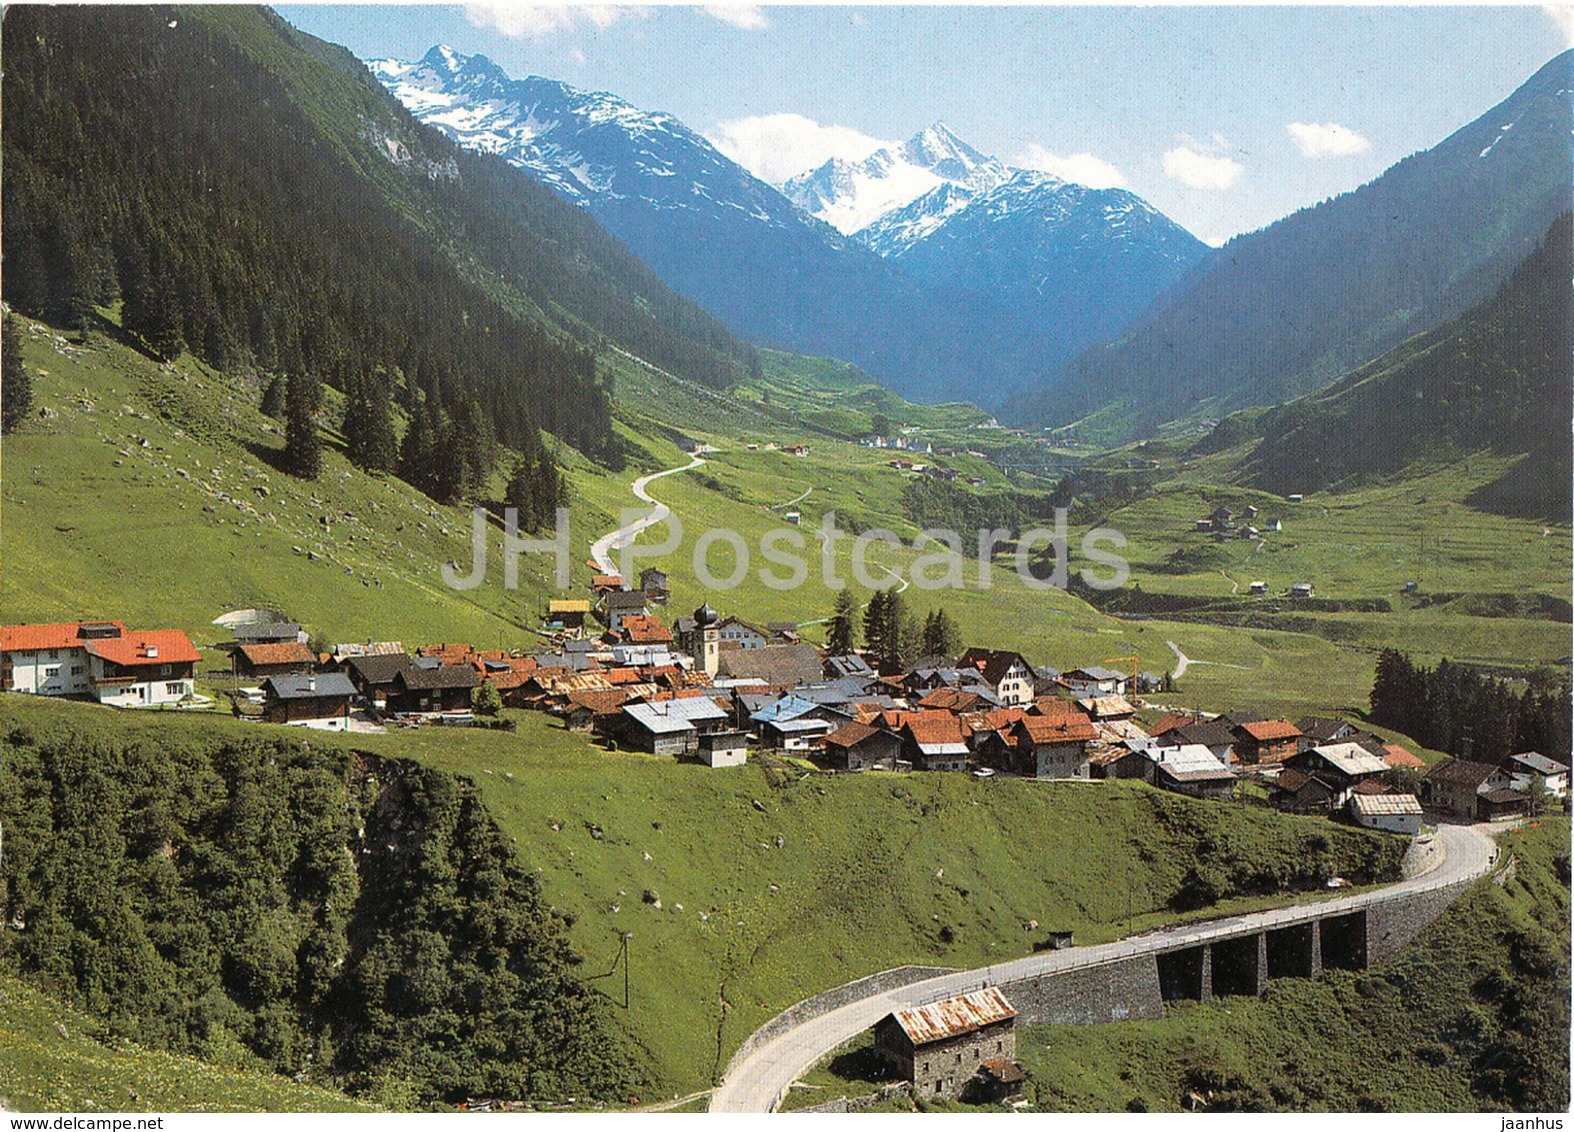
[622,932,632,1010]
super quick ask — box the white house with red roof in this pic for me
[1,620,201,706]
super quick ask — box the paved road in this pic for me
[588,455,706,576]
[710,822,1498,1113]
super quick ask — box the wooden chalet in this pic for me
[261,672,355,730]
[820,721,905,772]
[233,640,318,680]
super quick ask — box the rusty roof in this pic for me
[1239,719,1302,741]
[890,988,1017,1046]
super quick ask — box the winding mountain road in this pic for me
[709,822,1499,1113]
[588,455,706,576]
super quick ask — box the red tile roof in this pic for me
[621,615,673,645]
[87,629,202,667]
[903,713,966,745]
[0,621,126,652]
[1018,713,1097,745]
[1382,743,1425,769]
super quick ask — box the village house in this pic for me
[1270,767,1341,814]
[1296,717,1356,752]
[590,573,625,596]
[617,696,729,756]
[820,721,906,772]
[1060,666,1132,698]
[697,730,749,767]
[638,566,670,604]
[1169,720,1238,766]
[334,652,414,709]
[604,590,649,634]
[716,643,824,687]
[1006,711,1097,779]
[1379,742,1425,771]
[1509,751,1570,799]
[1290,582,1315,599]
[1231,719,1302,765]
[387,658,481,715]
[1348,792,1425,835]
[824,653,875,681]
[1284,742,1391,807]
[230,618,305,646]
[901,713,971,772]
[714,615,770,651]
[1150,744,1237,799]
[1,620,201,707]
[760,716,837,752]
[873,988,1020,1101]
[232,640,318,680]
[328,640,405,663]
[547,599,592,637]
[959,648,1037,707]
[561,689,630,731]
[1077,695,1137,721]
[1424,759,1519,820]
[260,672,355,730]
[619,615,674,647]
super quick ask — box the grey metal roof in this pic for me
[1350,792,1423,817]
[264,673,356,700]
[1308,742,1390,777]
[1512,751,1569,777]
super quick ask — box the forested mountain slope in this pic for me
[1210,212,1572,520]
[1018,50,1573,439]
[2,5,758,478]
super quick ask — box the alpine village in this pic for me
[0,5,1570,1118]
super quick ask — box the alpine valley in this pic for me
[0,4,1569,1119]
[369,47,1210,407]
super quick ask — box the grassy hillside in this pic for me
[0,978,372,1113]
[0,697,1404,1102]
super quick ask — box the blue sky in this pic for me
[276,4,1571,244]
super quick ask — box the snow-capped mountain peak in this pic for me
[782,122,1008,235]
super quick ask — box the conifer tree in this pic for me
[921,608,959,659]
[260,376,285,419]
[399,400,441,500]
[343,373,398,474]
[2,315,33,434]
[826,589,858,656]
[284,370,322,480]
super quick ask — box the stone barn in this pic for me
[874,987,1019,1101]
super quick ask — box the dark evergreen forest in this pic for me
[2,6,759,493]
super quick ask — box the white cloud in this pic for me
[1015,143,1127,189]
[462,5,647,39]
[707,113,892,185]
[703,4,768,30]
[1162,145,1244,191]
[1544,4,1574,47]
[1286,121,1371,159]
